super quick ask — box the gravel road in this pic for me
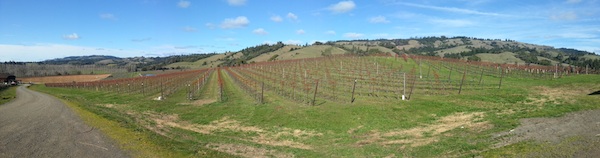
[0,85,128,158]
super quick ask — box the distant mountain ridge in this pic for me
[8,36,599,71]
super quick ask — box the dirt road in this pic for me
[0,85,127,157]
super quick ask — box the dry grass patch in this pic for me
[356,112,490,147]
[137,112,321,151]
[525,86,589,106]
[176,99,217,106]
[206,143,294,158]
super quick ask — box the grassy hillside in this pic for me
[476,52,526,64]
[276,45,346,61]
[215,37,599,69]
[248,45,301,63]
[166,53,235,69]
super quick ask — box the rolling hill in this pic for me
[3,36,600,77]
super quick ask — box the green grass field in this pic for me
[0,86,17,105]
[30,56,600,157]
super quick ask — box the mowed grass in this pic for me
[31,57,600,157]
[0,86,17,105]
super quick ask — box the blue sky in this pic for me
[1,0,599,62]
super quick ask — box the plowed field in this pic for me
[21,74,111,83]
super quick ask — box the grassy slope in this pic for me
[477,52,526,64]
[0,86,17,105]
[166,53,229,69]
[32,55,600,157]
[276,45,347,61]
[249,45,301,63]
[436,45,471,57]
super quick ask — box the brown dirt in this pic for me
[493,110,600,151]
[356,112,491,147]
[21,74,111,83]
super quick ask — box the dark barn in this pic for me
[0,73,16,84]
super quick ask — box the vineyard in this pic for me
[45,54,587,104]
[38,54,600,157]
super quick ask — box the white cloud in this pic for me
[551,11,578,21]
[263,41,276,45]
[328,1,356,14]
[253,28,268,35]
[0,44,138,62]
[216,37,236,41]
[182,26,197,32]
[63,33,80,40]
[287,12,299,21]
[227,0,246,6]
[325,30,336,35]
[284,40,302,45]
[296,29,305,34]
[99,13,116,20]
[220,16,250,29]
[369,16,390,23]
[131,37,152,42]
[372,33,391,39]
[430,19,474,27]
[344,32,364,39]
[205,23,216,29]
[177,0,191,8]
[566,0,582,4]
[271,15,283,22]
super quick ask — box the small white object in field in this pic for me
[402,95,406,100]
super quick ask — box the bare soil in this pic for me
[493,109,600,157]
[21,74,111,83]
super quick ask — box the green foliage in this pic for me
[467,55,481,61]
[221,42,286,66]
[268,54,279,61]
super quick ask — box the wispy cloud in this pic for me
[566,0,582,4]
[287,12,299,22]
[396,2,509,17]
[369,16,390,23]
[132,37,151,42]
[0,44,138,62]
[174,45,197,49]
[550,11,578,21]
[296,29,305,35]
[220,16,250,29]
[430,19,475,27]
[325,30,336,35]
[344,32,364,39]
[99,13,117,20]
[271,15,283,22]
[253,28,268,35]
[284,40,302,45]
[63,33,80,40]
[177,0,191,8]
[227,0,246,6]
[328,1,356,14]
[205,23,216,29]
[182,26,197,32]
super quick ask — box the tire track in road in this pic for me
[0,85,127,158]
